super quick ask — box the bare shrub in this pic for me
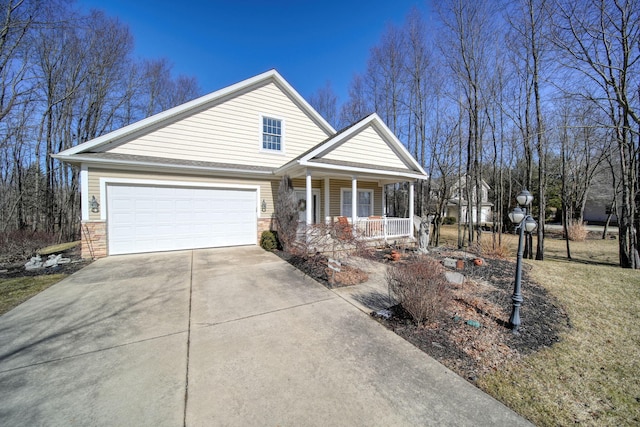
[300,220,359,258]
[0,231,59,265]
[274,175,299,253]
[386,258,452,324]
[566,220,588,242]
[470,236,512,259]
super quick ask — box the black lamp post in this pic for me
[508,190,537,334]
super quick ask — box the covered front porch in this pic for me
[287,171,417,243]
[272,112,429,246]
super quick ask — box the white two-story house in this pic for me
[443,179,493,225]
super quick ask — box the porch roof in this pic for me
[275,113,428,182]
[276,158,428,182]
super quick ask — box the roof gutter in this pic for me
[274,159,427,181]
[52,154,276,176]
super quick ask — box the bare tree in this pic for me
[0,2,202,241]
[274,175,299,253]
[339,73,371,127]
[169,74,200,107]
[437,0,497,244]
[553,0,640,268]
[403,7,434,215]
[308,81,338,128]
[0,0,42,125]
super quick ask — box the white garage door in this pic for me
[107,184,257,255]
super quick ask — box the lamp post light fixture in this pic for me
[508,189,537,334]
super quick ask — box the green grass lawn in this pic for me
[0,274,67,316]
[440,225,640,426]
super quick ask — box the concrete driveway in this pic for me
[0,247,531,426]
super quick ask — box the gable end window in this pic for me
[262,117,282,151]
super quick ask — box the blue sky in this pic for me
[77,0,430,103]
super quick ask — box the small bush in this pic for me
[260,230,279,251]
[386,258,452,324]
[566,220,588,242]
[442,216,456,225]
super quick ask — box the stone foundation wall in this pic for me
[257,217,274,243]
[81,221,107,259]
[80,217,282,258]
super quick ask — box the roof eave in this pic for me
[53,154,275,177]
[299,160,428,180]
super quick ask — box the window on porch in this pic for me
[341,189,373,217]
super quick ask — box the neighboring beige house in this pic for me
[443,179,493,225]
[54,70,428,258]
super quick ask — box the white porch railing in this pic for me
[354,217,413,240]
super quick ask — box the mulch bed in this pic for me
[376,248,570,383]
[271,246,570,385]
[275,250,368,288]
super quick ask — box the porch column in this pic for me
[409,180,415,232]
[306,169,312,225]
[324,177,330,224]
[351,176,358,226]
[381,184,387,216]
[80,164,89,221]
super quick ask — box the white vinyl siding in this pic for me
[322,125,409,170]
[107,82,329,168]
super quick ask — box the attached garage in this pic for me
[107,184,258,255]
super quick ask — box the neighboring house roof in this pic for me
[446,199,494,207]
[449,178,491,192]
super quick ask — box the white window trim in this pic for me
[340,188,374,218]
[259,113,286,155]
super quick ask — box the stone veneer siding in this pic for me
[257,217,274,243]
[81,221,107,259]
[84,218,270,259]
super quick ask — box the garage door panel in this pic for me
[107,184,257,255]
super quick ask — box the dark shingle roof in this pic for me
[308,158,415,174]
[79,152,274,173]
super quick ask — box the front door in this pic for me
[295,189,320,224]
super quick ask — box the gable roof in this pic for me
[277,113,428,179]
[56,69,336,157]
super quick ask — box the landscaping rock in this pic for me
[373,309,393,319]
[43,254,62,268]
[24,255,43,271]
[466,319,481,328]
[445,271,465,285]
[443,257,457,269]
[24,253,71,271]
